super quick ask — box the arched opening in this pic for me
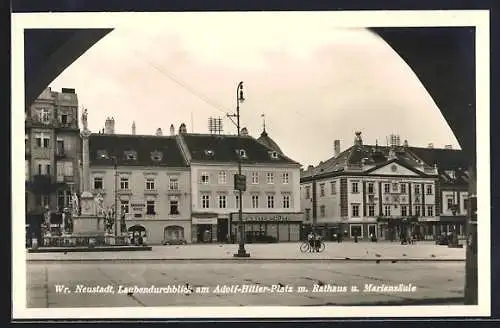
[128,225,147,245]
[164,225,185,244]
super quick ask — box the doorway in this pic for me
[217,218,229,243]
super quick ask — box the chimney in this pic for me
[307,165,314,171]
[334,140,340,157]
[155,128,163,136]
[354,131,363,146]
[170,124,175,136]
[241,127,248,136]
[427,143,434,149]
[445,145,453,149]
[104,117,115,134]
[131,121,136,135]
[403,139,409,147]
[179,123,187,134]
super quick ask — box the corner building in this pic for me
[176,127,303,243]
[88,127,191,245]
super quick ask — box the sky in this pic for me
[49,13,461,167]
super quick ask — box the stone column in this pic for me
[81,128,91,193]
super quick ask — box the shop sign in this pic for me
[192,217,218,225]
[232,213,302,222]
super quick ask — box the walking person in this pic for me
[307,231,314,252]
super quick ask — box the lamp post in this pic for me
[228,81,250,258]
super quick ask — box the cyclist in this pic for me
[314,232,322,252]
[307,231,315,252]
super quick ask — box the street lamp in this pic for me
[228,81,250,258]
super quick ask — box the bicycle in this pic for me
[299,239,326,253]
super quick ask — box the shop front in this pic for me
[191,214,218,243]
[230,212,303,243]
[377,216,420,241]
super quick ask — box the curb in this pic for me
[27,246,152,253]
[26,257,465,263]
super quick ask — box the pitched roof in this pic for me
[180,133,300,165]
[89,134,188,167]
[257,131,284,155]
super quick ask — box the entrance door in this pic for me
[368,224,377,238]
[217,219,229,242]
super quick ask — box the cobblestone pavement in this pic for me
[27,261,465,307]
[26,241,465,262]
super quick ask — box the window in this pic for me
[120,177,129,190]
[266,172,274,184]
[350,225,362,237]
[392,183,399,192]
[218,195,227,208]
[426,184,433,195]
[151,151,163,162]
[352,204,360,217]
[61,114,68,125]
[169,176,179,190]
[218,171,227,184]
[401,205,407,216]
[330,181,336,194]
[267,195,274,208]
[320,205,326,217]
[282,195,290,208]
[56,139,64,155]
[120,200,129,214]
[400,183,407,193]
[384,183,390,193]
[319,183,325,197]
[415,205,421,216]
[40,108,50,123]
[202,195,210,209]
[201,173,209,184]
[146,200,156,215]
[427,206,434,217]
[64,162,73,176]
[170,199,179,215]
[252,172,259,184]
[305,186,311,199]
[305,208,311,221]
[35,133,50,148]
[235,195,240,208]
[352,182,359,193]
[239,149,247,159]
[145,178,155,190]
[270,151,278,159]
[282,172,289,184]
[252,195,259,208]
[124,151,137,160]
[415,185,421,194]
[447,198,453,210]
[368,182,374,194]
[384,205,391,216]
[93,176,103,190]
[368,205,375,216]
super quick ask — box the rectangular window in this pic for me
[415,185,421,194]
[427,205,434,217]
[267,195,274,208]
[305,186,311,199]
[384,183,390,193]
[218,171,227,184]
[384,205,391,216]
[56,139,64,155]
[447,198,453,209]
[282,195,290,209]
[252,172,259,184]
[120,200,129,214]
[146,200,155,215]
[43,137,50,148]
[352,204,360,217]
[201,173,209,184]
[36,136,42,147]
[202,195,210,209]
[320,205,326,217]
[305,208,311,221]
[41,108,50,123]
[63,162,73,176]
[252,195,259,208]
[169,176,179,190]
[46,164,51,175]
[120,177,129,190]
[319,183,325,197]
[368,182,374,194]
[282,172,289,184]
[170,199,179,215]
[93,177,103,190]
[266,172,274,184]
[401,205,407,216]
[330,181,336,195]
[368,205,375,216]
[426,184,433,195]
[61,114,68,125]
[218,195,227,208]
[400,183,407,194]
[352,182,359,193]
[145,178,155,190]
[415,205,421,216]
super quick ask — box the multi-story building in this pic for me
[300,132,443,241]
[25,87,81,234]
[176,125,303,243]
[88,119,191,245]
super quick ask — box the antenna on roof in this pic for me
[208,117,223,135]
[261,113,266,132]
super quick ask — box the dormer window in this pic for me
[151,150,163,162]
[96,149,108,159]
[237,149,247,159]
[124,150,137,161]
[204,150,215,157]
[270,151,279,159]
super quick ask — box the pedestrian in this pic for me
[314,233,322,252]
[307,231,314,252]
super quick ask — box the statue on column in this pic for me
[81,108,88,130]
[71,192,80,216]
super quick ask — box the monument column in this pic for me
[78,109,95,217]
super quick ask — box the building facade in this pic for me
[300,132,445,241]
[25,87,81,239]
[88,121,191,245]
[176,126,303,243]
